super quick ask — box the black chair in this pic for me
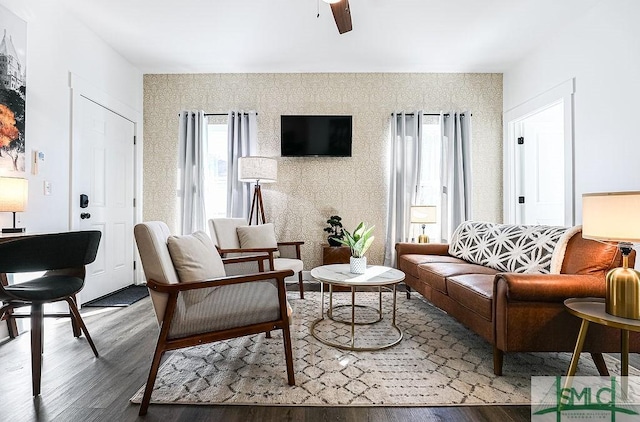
[0,231,102,396]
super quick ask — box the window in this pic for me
[414,117,442,242]
[204,120,228,220]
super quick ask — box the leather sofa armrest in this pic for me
[395,242,451,257]
[495,273,605,302]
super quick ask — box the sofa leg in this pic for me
[405,284,411,299]
[590,353,609,376]
[493,346,504,376]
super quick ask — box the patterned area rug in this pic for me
[131,292,631,406]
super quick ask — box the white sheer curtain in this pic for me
[177,110,207,235]
[384,111,423,267]
[440,111,472,242]
[227,111,257,218]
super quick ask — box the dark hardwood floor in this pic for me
[1,286,533,422]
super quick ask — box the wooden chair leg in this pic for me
[406,284,412,299]
[31,303,44,396]
[298,272,304,299]
[266,331,272,338]
[70,294,81,337]
[281,325,295,386]
[140,344,166,416]
[590,352,609,376]
[493,345,504,376]
[3,307,19,339]
[65,297,99,357]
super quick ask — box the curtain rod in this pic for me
[205,112,258,116]
[391,112,471,117]
[177,112,258,117]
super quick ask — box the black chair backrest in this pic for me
[0,231,102,273]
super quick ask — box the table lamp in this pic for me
[410,205,437,243]
[0,177,28,233]
[238,156,277,225]
[582,191,640,319]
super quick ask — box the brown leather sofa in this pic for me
[396,230,640,375]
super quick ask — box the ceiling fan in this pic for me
[323,0,352,34]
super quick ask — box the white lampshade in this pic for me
[238,156,277,184]
[0,177,28,212]
[410,205,437,224]
[582,191,640,242]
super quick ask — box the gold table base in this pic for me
[311,283,403,352]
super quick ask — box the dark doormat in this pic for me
[83,285,149,307]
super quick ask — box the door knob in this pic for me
[80,212,91,219]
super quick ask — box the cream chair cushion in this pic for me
[168,281,281,338]
[237,223,278,250]
[209,218,246,249]
[273,258,304,274]
[167,231,226,306]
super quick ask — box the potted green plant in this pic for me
[336,222,375,274]
[323,215,345,247]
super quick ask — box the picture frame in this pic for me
[0,4,26,173]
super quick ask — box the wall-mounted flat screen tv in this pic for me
[281,115,352,157]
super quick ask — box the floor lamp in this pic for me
[238,156,277,225]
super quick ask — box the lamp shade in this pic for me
[582,191,640,242]
[0,177,28,212]
[410,205,437,224]
[238,156,277,184]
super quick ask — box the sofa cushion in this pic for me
[399,254,467,279]
[417,262,498,294]
[447,274,495,321]
[448,221,574,274]
[561,233,622,277]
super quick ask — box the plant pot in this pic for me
[350,256,367,274]
[328,237,342,247]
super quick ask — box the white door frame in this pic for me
[69,72,144,284]
[503,78,575,226]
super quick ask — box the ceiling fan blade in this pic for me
[330,0,352,34]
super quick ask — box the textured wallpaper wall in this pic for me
[143,73,503,269]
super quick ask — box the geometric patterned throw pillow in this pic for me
[448,221,571,274]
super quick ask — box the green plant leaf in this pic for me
[333,222,375,257]
[353,221,365,238]
[360,236,375,256]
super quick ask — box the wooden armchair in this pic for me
[134,221,295,416]
[208,218,305,298]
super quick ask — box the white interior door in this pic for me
[515,102,565,226]
[74,96,135,303]
[503,78,574,226]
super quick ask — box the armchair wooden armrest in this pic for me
[216,246,278,254]
[216,247,278,271]
[277,241,304,246]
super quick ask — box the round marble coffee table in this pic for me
[309,264,405,351]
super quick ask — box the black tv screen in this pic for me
[281,115,352,157]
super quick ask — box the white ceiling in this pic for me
[60,0,599,74]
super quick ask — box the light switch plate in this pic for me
[44,181,51,196]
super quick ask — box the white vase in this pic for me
[350,256,367,274]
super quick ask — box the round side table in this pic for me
[565,297,640,376]
[309,264,405,351]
